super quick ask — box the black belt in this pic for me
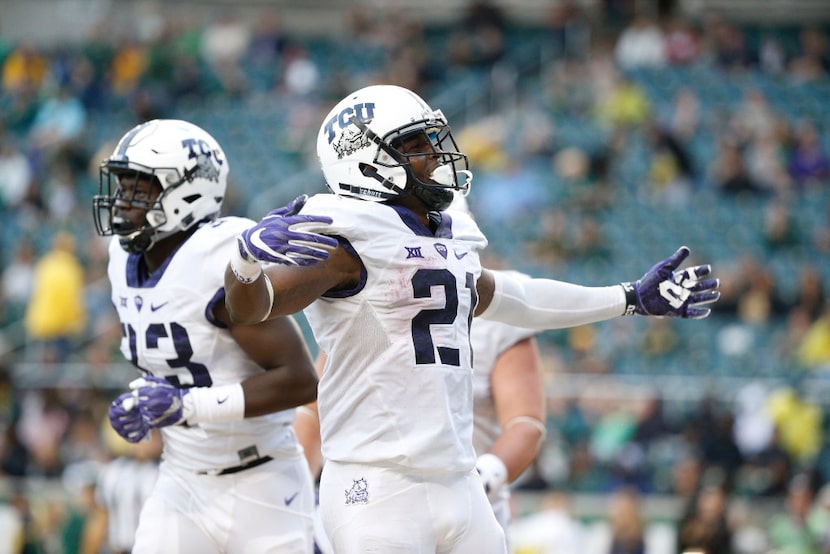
[201,455,274,476]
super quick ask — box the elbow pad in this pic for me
[479,271,626,330]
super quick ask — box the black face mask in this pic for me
[112,215,154,254]
[412,181,454,211]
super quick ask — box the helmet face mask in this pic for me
[317,85,472,211]
[93,119,228,253]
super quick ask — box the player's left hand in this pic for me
[623,246,720,319]
[129,376,189,428]
[238,194,339,266]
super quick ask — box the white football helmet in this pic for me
[316,84,472,211]
[93,119,228,253]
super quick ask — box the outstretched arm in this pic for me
[476,246,720,328]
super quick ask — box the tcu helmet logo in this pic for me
[181,138,224,183]
[322,102,376,148]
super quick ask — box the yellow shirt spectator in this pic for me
[24,232,86,342]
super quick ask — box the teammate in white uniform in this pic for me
[92,119,320,553]
[470,314,544,535]
[223,85,721,554]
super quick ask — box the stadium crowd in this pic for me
[0,1,828,551]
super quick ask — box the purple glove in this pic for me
[130,376,188,428]
[622,246,720,319]
[238,194,338,266]
[108,392,150,443]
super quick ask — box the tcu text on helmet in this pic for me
[181,138,225,169]
[323,102,376,144]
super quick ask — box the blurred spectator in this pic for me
[43,161,79,224]
[0,131,33,211]
[447,0,507,70]
[247,8,287,66]
[280,44,320,97]
[613,13,666,70]
[708,138,766,196]
[26,84,87,174]
[509,491,584,553]
[762,199,802,251]
[706,17,752,71]
[699,411,744,491]
[107,38,147,102]
[544,0,591,61]
[81,426,161,554]
[767,387,823,465]
[644,120,695,205]
[757,34,788,76]
[668,87,701,141]
[767,473,822,554]
[732,383,774,461]
[788,119,830,189]
[735,262,790,325]
[200,12,251,95]
[664,17,700,65]
[796,305,830,370]
[789,27,830,82]
[807,483,830,550]
[744,129,795,196]
[596,74,651,129]
[730,89,778,144]
[676,484,733,554]
[16,388,69,476]
[2,238,36,323]
[1,42,48,94]
[23,232,86,364]
[736,427,792,497]
[605,486,646,554]
[791,265,827,323]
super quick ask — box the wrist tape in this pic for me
[620,282,638,316]
[230,239,263,284]
[183,383,245,424]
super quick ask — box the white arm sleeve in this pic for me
[479,271,627,330]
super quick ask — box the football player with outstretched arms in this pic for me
[223,85,720,554]
[294,310,544,553]
[92,119,321,553]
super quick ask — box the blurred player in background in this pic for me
[224,84,720,553]
[92,119,322,553]
[81,427,162,554]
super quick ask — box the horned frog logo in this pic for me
[333,124,371,160]
[345,478,369,505]
[193,151,221,183]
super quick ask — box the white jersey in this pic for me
[470,314,538,457]
[95,456,159,551]
[107,217,299,473]
[301,194,487,474]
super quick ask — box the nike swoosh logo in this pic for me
[150,301,169,312]
[217,396,229,404]
[454,250,468,260]
[284,492,299,506]
[250,228,283,259]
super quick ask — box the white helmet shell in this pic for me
[316,84,471,210]
[94,119,228,252]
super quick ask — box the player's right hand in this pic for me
[108,392,150,443]
[238,194,338,266]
